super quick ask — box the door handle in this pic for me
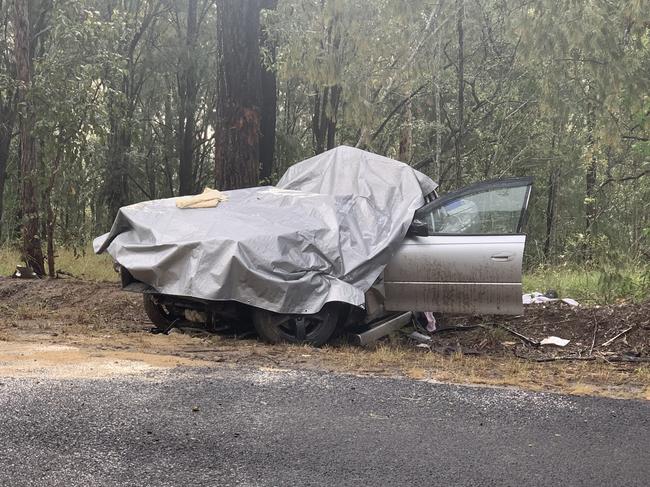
[490,253,513,262]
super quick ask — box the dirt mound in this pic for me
[0,277,146,333]
[418,300,650,361]
[1,276,648,361]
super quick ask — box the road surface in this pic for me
[0,366,648,486]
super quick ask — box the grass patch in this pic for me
[0,245,117,282]
[523,265,648,304]
[317,343,650,399]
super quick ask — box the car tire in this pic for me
[252,303,340,346]
[143,294,175,329]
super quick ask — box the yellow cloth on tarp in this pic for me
[175,188,228,209]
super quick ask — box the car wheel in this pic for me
[143,294,175,329]
[252,304,339,346]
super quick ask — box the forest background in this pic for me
[0,0,648,302]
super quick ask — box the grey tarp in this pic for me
[94,146,437,314]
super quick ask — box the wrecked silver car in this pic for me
[94,146,532,346]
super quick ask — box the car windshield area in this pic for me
[421,184,529,235]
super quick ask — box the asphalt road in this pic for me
[0,366,648,487]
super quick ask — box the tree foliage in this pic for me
[0,0,648,274]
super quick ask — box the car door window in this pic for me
[416,178,532,235]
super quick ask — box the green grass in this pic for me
[524,265,648,304]
[0,245,117,281]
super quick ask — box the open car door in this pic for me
[383,177,533,315]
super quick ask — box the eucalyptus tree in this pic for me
[0,0,16,237]
[99,0,165,222]
[14,0,52,275]
[214,0,277,190]
[32,2,108,274]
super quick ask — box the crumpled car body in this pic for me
[95,146,532,345]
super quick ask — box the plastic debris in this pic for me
[522,292,579,306]
[409,331,432,344]
[12,265,38,279]
[424,311,437,332]
[540,336,570,347]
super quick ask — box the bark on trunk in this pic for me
[163,87,176,197]
[214,0,264,190]
[0,104,15,238]
[46,193,56,277]
[433,34,442,181]
[584,100,598,247]
[543,166,560,259]
[14,0,44,275]
[44,145,63,278]
[312,84,341,155]
[585,153,598,234]
[103,1,158,219]
[178,0,198,196]
[454,0,465,186]
[398,100,413,162]
[326,84,341,150]
[259,0,277,180]
[106,100,131,220]
[312,87,328,154]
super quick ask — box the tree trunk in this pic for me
[311,83,341,154]
[46,192,56,277]
[44,144,63,278]
[0,103,15,239]
[214,0,264,190]
[584,99,598,257]
[543,166,560,259]
[326,84,341,150]
[259,0,278,181]
[398,100,413,162]
[585,152,597,234]
[312,87,328,154]
[102,1,158,219]
[14,0,44,276]
[163,89,176,197]
[433,33,442,181]
[105,100,131,220]
[178,0,198,196]
[454,0,465,186]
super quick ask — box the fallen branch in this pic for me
[491,323,540,347]
[601,325,636,347]
[56,269,78,279]
[514,353,650,364]
[432,324,483,333]
[608,356,650,363]
[524,355,596,363]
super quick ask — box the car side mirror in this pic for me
[408,219,428,237]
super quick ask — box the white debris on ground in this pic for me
[540,336,571,347]
[522,292,579,306]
